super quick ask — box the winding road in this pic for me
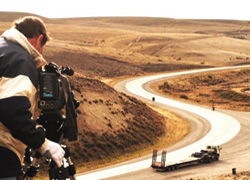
[77,65,250,180]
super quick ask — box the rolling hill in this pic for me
[1,12,250,176]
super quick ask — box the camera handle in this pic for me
[23,145,76,180]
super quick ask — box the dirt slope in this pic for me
[1,13,250,178]
[63,74,166,167]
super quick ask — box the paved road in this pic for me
[77,65,250,180]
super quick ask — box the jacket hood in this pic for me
[1,27,47,68]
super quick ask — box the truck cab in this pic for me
[206,145,222,154]
[193,145,222,163]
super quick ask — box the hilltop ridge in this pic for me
[1,12,250,177]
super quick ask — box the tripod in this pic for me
[23,112,77,180]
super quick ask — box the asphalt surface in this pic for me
[77,65,250,180]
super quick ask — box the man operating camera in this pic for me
[0,16,65,179]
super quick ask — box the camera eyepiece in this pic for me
[61,66,74,76]
[44,62,74,76]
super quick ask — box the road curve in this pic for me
[77,65,250,180]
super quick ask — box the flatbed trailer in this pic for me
[151,145,222,172]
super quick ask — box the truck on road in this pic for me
[151,145,222,172]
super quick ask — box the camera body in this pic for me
[39,71,64,110]
[39,63,74,110]
[37,62,79,142]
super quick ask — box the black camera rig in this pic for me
[23,62,80,180]
[38,62,79,142]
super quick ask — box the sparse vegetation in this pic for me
[1,12,250,179]
[187,170,250,180]
[154,68,250,111]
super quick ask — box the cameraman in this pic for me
[0,16,65,179]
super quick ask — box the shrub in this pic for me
[180,94,189,99]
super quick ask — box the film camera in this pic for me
[23,62,79,180]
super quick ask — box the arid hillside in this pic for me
[67,74,167,167]
[43,17,250,78]
[2,12,250,79]
[1,12,250,177]
[152,67,250,112]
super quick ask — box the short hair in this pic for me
[13,16,50,46]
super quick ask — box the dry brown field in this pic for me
[1,12,250,179]
[152,68,250,111]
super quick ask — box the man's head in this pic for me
[13,16,50,54]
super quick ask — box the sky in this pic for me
[1,0,250,20]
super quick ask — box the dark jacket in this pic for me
[0,38,46,177]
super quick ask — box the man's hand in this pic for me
[38,139,65,167]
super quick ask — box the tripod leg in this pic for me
[62,146,76,180]
[67,157,76,180]
[23,151,42,180]
[24,158,40,180]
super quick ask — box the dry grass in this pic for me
[3,14,250,79]
[152,68,250,111]
[1,13,250,179]
[150,105,190,148]
[186,171,250,180]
